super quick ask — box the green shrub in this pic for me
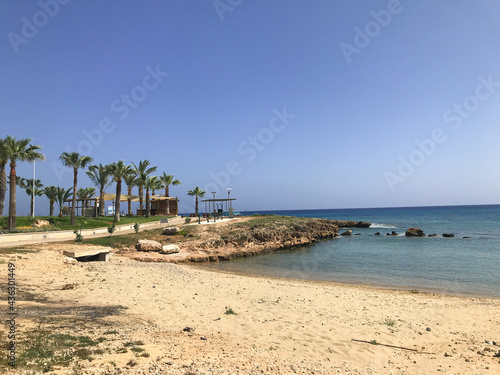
[185,217,191,223]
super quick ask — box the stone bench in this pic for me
[63,247,112,262]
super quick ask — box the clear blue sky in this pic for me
[2,0,500,215]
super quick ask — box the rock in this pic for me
[493,341,498,346]
[136,239,163,251]
[386,231,398,236]
[333,220,371,228]
[494,350,500,357]
[162,226,181,235]
[183,327,194,333]
[354,233,361,236]
[406,228,425,237]
[426,327,432,332]
[374,232,381,236]
[462,236,472,239]
[34,219,50,227]
[442,233,455,238]
[341,230,352,236]
[200,336,207,340]
[160,244,180,254]
[63,256,77,264]
[428,234,439,237]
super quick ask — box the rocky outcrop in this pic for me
[136,239,163,251]
[341,230,352,236]
[374,232,381,236]
[163,227,181,235]
[442,233,455,238]
[405,228,425,237]
[428,234,439,237]
[386,231,398,236]
[333,220,371,228]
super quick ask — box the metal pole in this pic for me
[32,160,35,218]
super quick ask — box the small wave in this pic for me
[369,223,398,229]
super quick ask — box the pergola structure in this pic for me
[200,198,236,217]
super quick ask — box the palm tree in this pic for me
[3,136,45,230]
[132,160,156,210]
[143,176,159,218]
[0,138,8,217]
[123,174,137,216]
[77,187,96,216]
[43,186,58,217]
[158,172,181,215]
[107,161,133,222]
[87,163,111,217]
[159,172,181,197]
[18,177,44,217]
[59,152,93,226]
[55,187,73,218]
[187,187,206,216]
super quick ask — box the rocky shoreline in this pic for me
[128,216,371,264]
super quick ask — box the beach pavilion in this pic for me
[200,196,236,217]
[66,193,178,217]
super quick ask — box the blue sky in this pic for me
[2,0,500,215]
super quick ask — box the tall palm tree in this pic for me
[77,187,96,216]
[59,152,93,226]
[158,172,181,215]
[43,185,58,217]
[0,138,7,217]
[132,160,156,210]
[107,161,133,222]
[123,174,137,216]
[87,163,111,217]
[18,177,44,217]
[159,172,181,197]
[187,187,206,216]
[55,187,73,218]
[143,176,160,218]
[3,136,45,230]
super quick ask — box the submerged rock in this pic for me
[442,233,455,238]
[428,234,439,237]
[374,232,381,236]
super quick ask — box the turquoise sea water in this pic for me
[200,205,500,298]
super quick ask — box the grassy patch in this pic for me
[9,326,108,373]
[224,306,236,315]
[0,248,38,255]
[0,215,174,231]
[383,318,396,327]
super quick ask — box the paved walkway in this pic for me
[0,216,186,248]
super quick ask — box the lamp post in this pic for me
[32,160,35,218]
[226,188,231,215]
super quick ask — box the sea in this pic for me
[199,205,500,298]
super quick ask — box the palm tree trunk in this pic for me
[195,196,198,216]
[7,162,16,230]
[99,189,105,217]
[127,187,132,215]
[165,186,170,215]
[30,196,34,217]
[71,169,77,226]
[115,180,121,222]
[0,164,7,217]
[139,185,144,210]
[49,200,54,217]
[145,187,150,218]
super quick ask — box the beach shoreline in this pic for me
[2,244,500,374]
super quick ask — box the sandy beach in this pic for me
[2,232,500,375]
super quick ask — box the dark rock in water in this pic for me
[462,236,472,239]
[355,221,371,228]
[354,233,361,236]
[341,230,352,236]
[386,231,398,236]
[442,233,455,238]
[374,232,381,236]
[333,220,372,228]
[406,228,425,237]
[428,234,439,237]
